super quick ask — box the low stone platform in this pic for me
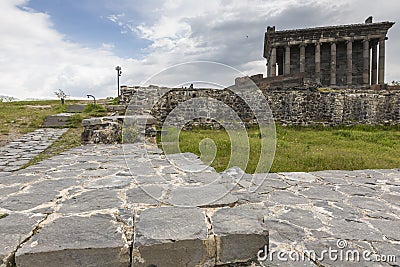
[42,113,73,127]
[0,144,399,266]
[81,115,157,144]
[66,104,86,113]
[0,128,67,172]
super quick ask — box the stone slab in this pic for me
[1,179,79,212]
[15,214,130,267]
[0,213,46,267]
[126,185,165,205]
[42,114,72,127]
[133,207,209,266]
[58,189,122,214]
[212,205,268,265]
[66,104,86,113]
[167,183,238,207]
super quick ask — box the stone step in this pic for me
[65,104,86,113]
[15,214,130,267]
[133,206,268,266]
[12,206,267,267]
[42,113,73,127]
[105,105,125,114]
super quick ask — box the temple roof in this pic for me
[264,20,395,59]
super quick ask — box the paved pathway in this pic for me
[0,129,67,172]
[0,143,399,266]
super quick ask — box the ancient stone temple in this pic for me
[264,17,394,87]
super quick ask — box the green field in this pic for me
[159,125,400,173]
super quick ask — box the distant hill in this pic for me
[0,96,56,102]
[0,95,19,102]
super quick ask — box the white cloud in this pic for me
[0,0,134,99]
[0,0,399,99]
[127,0,400,82]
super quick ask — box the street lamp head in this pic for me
[115,66,121,71]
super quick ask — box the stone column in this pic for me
[315,42,321,83]
[284,45,291,75]
[330,42,336,86]
[363,39,370,85]
[300,44,306,73]
[371,41,378,85]
[378,38,386,85]
[270,47,277,77]
[278,48,284,75]
[346,40,353,85]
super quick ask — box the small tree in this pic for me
[54,89,69,105]
[391,81,400,86]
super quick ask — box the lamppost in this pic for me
[115,66,122,97]
[87,94,96,105]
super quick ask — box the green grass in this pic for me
[0,100,106,170]
[158,125,400,173]
[82,103,107,117]
[0,100,65,135]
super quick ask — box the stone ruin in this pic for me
[1,18,400,267]
[81,18,399,144]
[263,17,395,88]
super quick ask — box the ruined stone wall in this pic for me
[121,86,400,126]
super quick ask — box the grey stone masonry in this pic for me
[81,115,157,144]
[0,143,398,266]
[264,17,395,86]
[0,128,67,172]
[121,85,400,128]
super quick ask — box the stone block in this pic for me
[0,213,45,267]
[42,113,72,127]
[15,214,130,267]
[66,104,86,113]
[132,207,209,266]
[211,205,268,265]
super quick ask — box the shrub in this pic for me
[83,103,107,117]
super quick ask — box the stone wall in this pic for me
[121,85,400,127]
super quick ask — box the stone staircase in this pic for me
[42,104,89,128]
[41,113,73,127]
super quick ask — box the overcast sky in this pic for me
[0,0,399,99]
